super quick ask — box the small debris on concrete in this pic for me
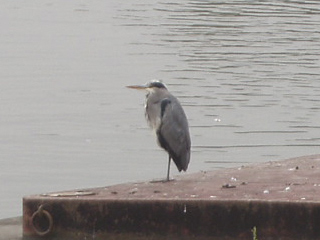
[230,177,237,182]
[284,186,291,192]
[129,188,138,194]
[222,184,236,189]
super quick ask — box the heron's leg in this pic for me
[166,155,171,181]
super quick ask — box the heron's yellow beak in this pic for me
[126,85,148,90]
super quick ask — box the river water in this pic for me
[1,0,319,218]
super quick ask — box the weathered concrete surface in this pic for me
[23,155,320,239]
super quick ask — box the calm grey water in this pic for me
[1,0,320,218]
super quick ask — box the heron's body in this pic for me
[145,87,190,172]
[127,80,191,181]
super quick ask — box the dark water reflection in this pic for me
[1,0,320,218]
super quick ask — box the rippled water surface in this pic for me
[1,0,320,218]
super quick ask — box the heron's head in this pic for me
[126,80,167,92]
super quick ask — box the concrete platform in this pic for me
[23,155,320,239]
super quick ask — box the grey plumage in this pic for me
[127,80,191,181]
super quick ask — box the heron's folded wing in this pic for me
[157,98,191,171]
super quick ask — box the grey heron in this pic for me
[127,80,191,181]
